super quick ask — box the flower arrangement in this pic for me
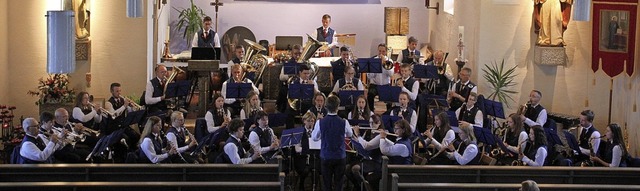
[27,74,76,105]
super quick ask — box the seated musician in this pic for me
[575,109,601,164]
[348,95,373,122]
[71,91,102,131]
[590,123,628,167]
[221,64,259,118]
[286,64,320,129]
[348,114,385,191]
[520,90,549,131]
[455,92,483,127]
[444,122,480,165]
[278,44,303,82]
[205,93,231,133]
[500,113,529,165]
[331,46,359,84]
[52,108,91,163]
[390,92,417,134]
[293,112,317,191]
[396,36,421,65]
[447,67,477,111]
[19,118,59,164]
[332,65,364,95]
[380,119,413,165]
[307,92,327,120]
[397,63,419,109]
[217,119,261,164]
[248,111,279,163]
[240,91,262,121]
[277,44,302,113]
[144,65,169,115]
[367,43,395,109]
[424,50,454,96]
[105,83,141,152]
[137,116,176,164]
[166,111,198,163]
[422,112,455,164]
[519,125,548,166]
[227,45,244,71]
[38,112,62,146]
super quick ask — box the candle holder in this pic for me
[162,41,172,58]
[455,59,467,76]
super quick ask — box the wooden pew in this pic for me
[390,176,640,191]
[0,181,284,191]
[380,156,640,191]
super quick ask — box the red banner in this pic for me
[592,3,637,77]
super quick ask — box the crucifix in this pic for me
[210,0,224,32]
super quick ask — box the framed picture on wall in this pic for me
[592,2,637,77]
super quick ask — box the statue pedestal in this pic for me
[76,39,91,61]
[534,46,566,65]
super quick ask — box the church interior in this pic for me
[0,0,639,190]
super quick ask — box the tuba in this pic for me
[241,39,269,85]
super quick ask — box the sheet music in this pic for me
[309,139,322,150]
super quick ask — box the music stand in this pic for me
[280,127,305,149]
[226,83,253,99]
[483,99,505,119]
[424,94,448,109]
[351,140,372,160]
[338,90,365,107]
[193,127,226,154]
[288,84,315,99]
[377,85,401,102]
[124,110,146,129]
[381,115,400,133]
[283,62,301,75]
[446,111,458,128]
[243,118,255,132]
[348,119,370,127]
[268,113,287,127]
[357,58,382,74]
[165,80,191,99]
[414,65,438,79]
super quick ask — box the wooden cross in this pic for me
[210,0,224,32]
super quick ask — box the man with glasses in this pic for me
[18,118,60,164]
[447,67,477,111]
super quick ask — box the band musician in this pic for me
[367,43,395,110]
[447,67,477,111]
[221,64,259,118]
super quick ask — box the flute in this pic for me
[371,130,399,137]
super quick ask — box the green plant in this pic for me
[482,59,518,108]
[174,0,205,45]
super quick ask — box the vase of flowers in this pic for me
[28,74,76,114]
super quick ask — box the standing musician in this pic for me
[499,113,529,165]
[575,109,601,165]
[277,44,303,113]
[424,50,454,96]
[455,92,483,128]
[205,93,231,134]
[444,122,480,165]
[52,108,91,163]
[144,65,169,114]
[191,16,220,48]
[166,111,198,163]
[293,112,318,191]
[331,46,359,84]
[367,43,395,110]
[286,64,320,129]
[312,14,338,56]
[216,119,261,164]
[590,123,628,167]
[137,116,177,164]
[71,91,102,131]
[422,112,455,164]
[249,111,280,164]
[348,114,385,191]
[396,36,421,64]
[240,91,262,121]
[307,92,328,120]
[18,118,60,164]
[348,95,373,122]
[397,63,419,110]
[520,90,549,131]
[519,125,548,166]
[390,92,417,134]
[380,119,413,165]
[447,67,477,111]
[221,64,259,118]
[311,95,353,191]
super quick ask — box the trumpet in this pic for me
[53,126,85,146]
[89,102,115,119]
[122,96,142,110]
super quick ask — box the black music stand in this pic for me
[288,84,314,100]
[87,128,126,162]
[474,126,496,146]
[226,83,253,99]
[338,90,365,107]
[165,80,191,99]
[283,62,301,75]
[281,127,304,149]
[414,65,438,79]
[243,118,255,132]
[124,110,146,132]
[377,85,401,102]
[494,134,518,156]
[357,58,382,73]
[424,94,448,109]
[483,99,505,119]
[268,113,287,127]
[351,140,372,160]
[381,115,400,133]
[193,127,226,155]
[348,119,370,127]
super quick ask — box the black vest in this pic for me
[578,127,597,150]
[197,29,216,48]
[392,107,414,124]
[388,137,413,165]
[316,27,334,44]
[107,96,125,133]
[167,127,187,148]
[319,115,346,160]
[147,78,166,112]
[401,49,421,64]
[308,107,328,119]
[432,127,450,145]
[19,136,49,164]
[71,106,96,130]
[217,136,245,164]
[450,81,476,111]
[524,144,546,164]
[457,105,479,125]
[603,142,627,167]
[139,134,167,164]
[457,141,480,165]
[207,108,225,127]
[506,130,522,147]
[524,104,545,131]
[231,58,241,64]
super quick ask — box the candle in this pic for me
[166,26,170,42]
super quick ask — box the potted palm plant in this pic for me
[482,59,518,108]
[174,0,205,47]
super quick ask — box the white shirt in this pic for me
[223,134,254,164]
[506,131,529,154]
[448,80,479,96]
[145,77,164,105]
[140,135,169,164]
[72,107,102,124]
[609,144,623,167]
[332,78,365,94]
[347,111,374,121]
[166,127,191,153]
[579,124,601,156]
[356,134,381,150]
[366,56,394,85]
[447,142,478,165]
[240,107,263,120]
[522,146,547,167]
[311,113,353,142]
[380,137,410,157]
[396,48,422,64]
[221,79,259,104]
[400,77,420,101]
[427,129,455,151]
[523,104,548,127]
[249,126,276,154]
[390,107,417,133]
[105,97,131,119]
[311,27,338,48]
[191,28,221,48]
[455,105,484,127]
[20,134,58,162]
[205,109,231,133]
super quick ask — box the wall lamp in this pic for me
[425,0,440,15]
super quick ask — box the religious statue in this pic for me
[66,0,90,40]
[533,0,573,46]
[608,16,620,49]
